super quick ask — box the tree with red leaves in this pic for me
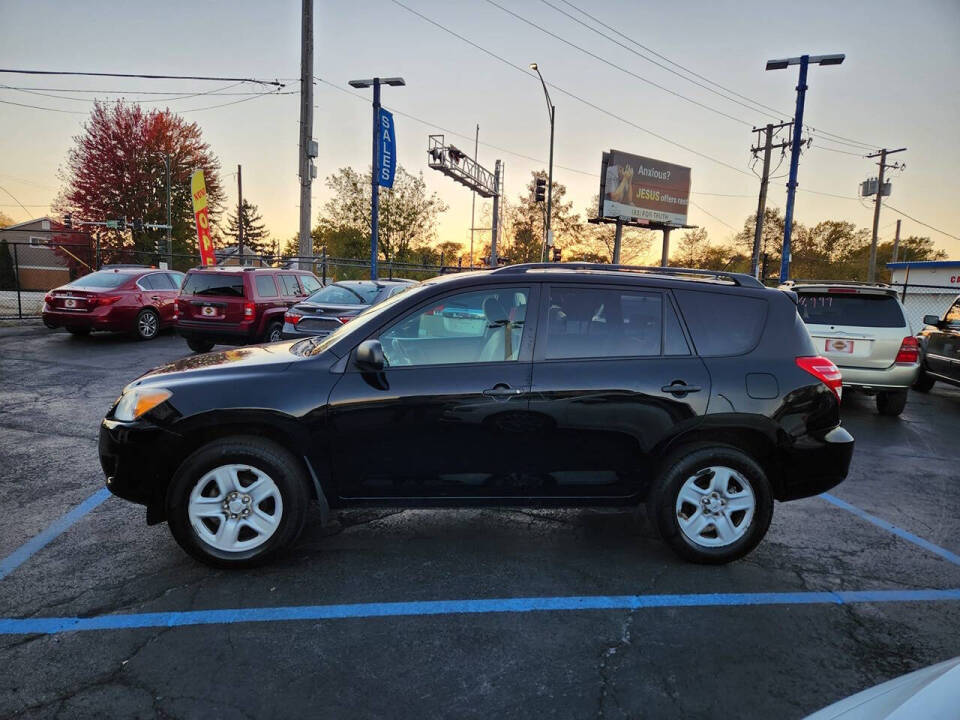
[56,101,224,270]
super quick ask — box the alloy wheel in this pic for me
[187,464,284,552]
[138,311,159,339]
[675,466,755,548]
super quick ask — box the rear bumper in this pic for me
[839,363,919,390]
[281,321,336,339]
[99,418,183,511]
[778,426,855,501]
[176,319,258,345]
[42,306,132,331]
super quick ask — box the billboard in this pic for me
[599,150,691,225]
[190,170,216,267]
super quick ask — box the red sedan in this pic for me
[42,266,185,340]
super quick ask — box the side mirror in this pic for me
[923,314,942,328]
[355,339,385,371]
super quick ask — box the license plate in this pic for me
[201,305,218,317]
[826,338,854,354]
[64,298,76,308]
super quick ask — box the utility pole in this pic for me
[749,122,791,278]
[297,0,315,267]
[490,159,501,267]
[164,154,172,269]
[866,147,906,283]
[469,124,478,269]
[891,219,902,263]
[237,164,244,266]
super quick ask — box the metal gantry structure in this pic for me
[427,135,502,267]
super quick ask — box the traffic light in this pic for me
[132,218,144,233]
[63,213,72,230]
[154,237,165,255]
[534,178,546,203]
[552,247,562,262]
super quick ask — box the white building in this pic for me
[887,260,960,332]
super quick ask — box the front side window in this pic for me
[545,287,675,359]
[379,287,529,366]
[167,272,185,289]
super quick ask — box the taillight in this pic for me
[337,315,356,324]
[424,304,445,316]
[796,355,842,401]
[44,293,54,304]
[895,336,919,364]
[284,311,302,326]
[243,302,255,318]
[95,295,122,307]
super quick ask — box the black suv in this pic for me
[100,263,854,567]
[913,294,960,392]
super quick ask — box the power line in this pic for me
[885,204,960,242]
[0,184,32,219]
[0,88,290,115]
[0,68,284,87]
[689,199,738,231]
[0,98,86,114]
[1,86,288,96]
[387,0,755,177]
[483,0,754,127]
[0,81,249,104]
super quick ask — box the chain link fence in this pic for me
[890,283,960,333]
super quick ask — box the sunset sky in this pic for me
[1,0,958,261]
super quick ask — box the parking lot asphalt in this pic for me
[1,327,959,719]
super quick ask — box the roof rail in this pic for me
[782,279,891,288]
[489,262,765,289]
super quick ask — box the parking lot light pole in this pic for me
[765,53,845,283]
[348,76,405,280]
[530,63,555,262]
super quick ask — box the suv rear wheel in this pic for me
[876,389,908,416]
[647,444,773,564]
[263,320,283,343]
[187,337,215,354]
[166,437,310,568]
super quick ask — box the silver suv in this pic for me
[788,282,920,416]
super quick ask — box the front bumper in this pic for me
[778,425,855,501]
[99,418,184,513]
[839,363,919,390]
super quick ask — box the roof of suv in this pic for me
[186,266,311,274]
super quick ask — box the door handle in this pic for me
[660,382,702,396]
[483,384,525,398]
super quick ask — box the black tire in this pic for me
[166,436,310,568]
[912,370,935,393]
[877,389,908,416]
[186,337,215,354]
[263,320,283,343]
[647,444,773,565]
[66,326,90,336]
[134,308,160,341]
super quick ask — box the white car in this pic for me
[787,282,920,416]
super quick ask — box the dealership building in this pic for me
[887,260,960,331]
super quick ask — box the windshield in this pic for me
[66,271,131,289]
[294,282,433,357]
[798,292,906,328]
[305,283,369,305]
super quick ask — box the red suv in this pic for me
[42,266,185,340]
[175,267,322,353]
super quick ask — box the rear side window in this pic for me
[797,293,905,328]
[255,275,278,297]
[675,290,768,356]
[279,275,302,296]
[181,273,245,298]
[167,272,185,288]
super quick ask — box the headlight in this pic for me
[114,387,172,422]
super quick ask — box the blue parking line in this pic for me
[2,588,959,635]
[821,493,960,567]
[0,488,111,582]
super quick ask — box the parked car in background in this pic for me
[789,281,920,416]
[175,267,322,353]
[281,278,417,339]
[913,294,960,392]
[101,263,853,568]
[42,265,185,340]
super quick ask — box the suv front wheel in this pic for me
[166,437,310,568]
[647,445,773,564]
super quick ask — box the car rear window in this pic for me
[797,293,905,328]
[306,283,367,305]
[181,273,245,298]
[674,290,768,356]
[67,271,131,289]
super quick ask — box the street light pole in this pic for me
[530,63,555,261]
[766,53,845,283]
[349,76,405,280]
[164,153,172,269]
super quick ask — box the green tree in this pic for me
[565,198,653,264]
[224,199,269,254]
[673,227,745,270]
[502,171,582,264]
[0,238,16,290]
[319,166,448,263]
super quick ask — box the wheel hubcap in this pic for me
[270,328,281,341]
[675,466,755,548]
[187,464,283,552]
[140,313,157,337]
